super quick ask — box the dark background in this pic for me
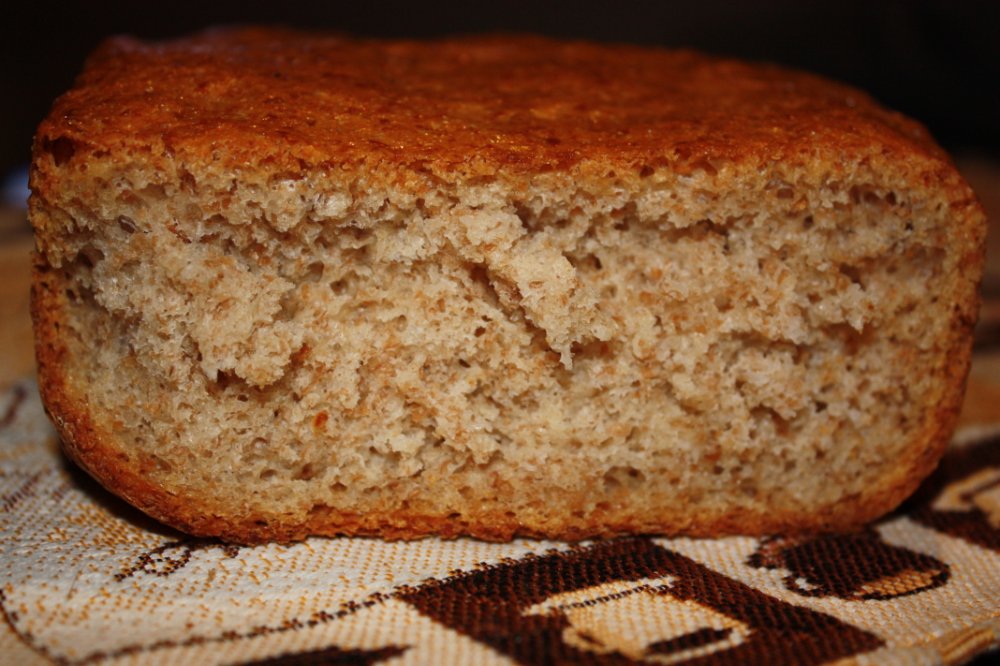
[2,0,999,190]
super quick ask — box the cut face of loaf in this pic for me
[29,30,985,543]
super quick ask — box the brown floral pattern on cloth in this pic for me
[1,380,999,666]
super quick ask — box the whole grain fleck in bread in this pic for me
[29,28,986,543]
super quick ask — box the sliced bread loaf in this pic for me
[30,29,986,542]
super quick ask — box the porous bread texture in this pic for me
[28,32,985,542]
[31,151,983,542]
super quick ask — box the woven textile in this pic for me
[2,379,999,665]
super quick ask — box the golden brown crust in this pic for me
[30,29,986,544]
[36,29,950,188]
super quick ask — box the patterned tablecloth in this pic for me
[1,158,998,665]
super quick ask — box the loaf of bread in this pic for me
[29,29,985,543]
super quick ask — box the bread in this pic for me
[29,28,986,543]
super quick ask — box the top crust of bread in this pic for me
[36,29,954,183]
[29,30,986,543]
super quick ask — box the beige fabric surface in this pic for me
[2,379,999,666]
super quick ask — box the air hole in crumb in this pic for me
[714,294,733,313]
[77,244,104,269]
[330,278,349,295]
[305,262,324,282]
[295,463,318,481]
[345,226,372,243]
[611,202,636,231]
[814,401,827,413]
[886,191,897,206]
[237,394,249,402]
[44,136,77,165]
[776,187,794,199]
[802,215,814,230]
[259,469,277,480]
[603,465,644,491]
[458,358,471,368]
[474,326,486,337]
[467,263,495,298]
[570,340,612,359]
[278,292,300,320]
[179,170,197,193]
[139,184,167,201]
[751,406,791,437]
[848,186,885,206]
[639,164,654,178]
[244,437,267,456]
[838,263,864,286]
[512,202,534,231]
